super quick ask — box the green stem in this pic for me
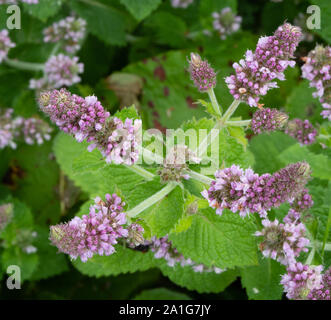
[305,247,315,265]
[318,134,331,140]
[220,99,241,125]
[308,241,331,251]
[59,170,66,216]
[126,182,178,218]
[322,207,331,256]
[125,164,155,181]
[195,122,222,158]
[194,99,241,159]
[226,120,251,127]
[49,42,61,57]
[184,169,213,185]
[4,58,44,72]
[207,88,222,116]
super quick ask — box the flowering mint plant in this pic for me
[1,1,331,301]
[30,21,329,300]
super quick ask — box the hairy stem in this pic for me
[59,170,66,216]
[220,99,241,124]
[207,88,222,116]
[184,169,213,185]
[308,241,331,251]
[305,247,315,265]
[322,207,331,257]
[195,121,222,158]
[49,42,61,58]
[226,119,251,127]
[125,164,155,181]
[126,182,178,218]
[4,58,44,72]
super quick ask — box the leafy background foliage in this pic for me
[0,0,330,300]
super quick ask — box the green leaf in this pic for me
[144,11,188,48]
[285,80,322,122]
[23,0,63,22]
[133,288,191,300]
[279,144,331,180]
[53,132,106,195]
[11,141,61,226]
[127,182,184,237]
[114,105,140,121]
[54,131,146,197]
[70,0,129,46]
[181,117,254,170]
[0,198,34,244]
[1,247,39,283]
[240,255,286,300]
[72,245,156,277]
[30,226,69,281]
[0,199,39,282]
[124,51,206,129]
[159,260,239,294]
[169,208,258,269]
[249,132,296,174]
[120,0,162,21]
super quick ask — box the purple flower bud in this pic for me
[308,267,331,300]
[289,188,313,212]
[188,53,216,92]
[0,29,15,63]
[49,194,128,262]
[281,262,323,300]
[301,45,331,121]
[202,162,311,218]
[285,119,317,145]
[39,89,141,165]
[226,23,302,106]
[251,107,288,134]
[212,7,242,40]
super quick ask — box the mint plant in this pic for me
[1,0,331,301]
[27,22,329,300]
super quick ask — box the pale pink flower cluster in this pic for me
[226,23,302,107]
[50,194,128,262]
[30,54,84,90]
[281,262,323,300]
[301,45,331,121]
[255,209,309,265]
[43,16,86,54]
[0,108,51,149]
[170,0,193,8]
[0,0,38,4]
[39,89,141,165]
[212,7,242,40]
[202,162,310,218]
